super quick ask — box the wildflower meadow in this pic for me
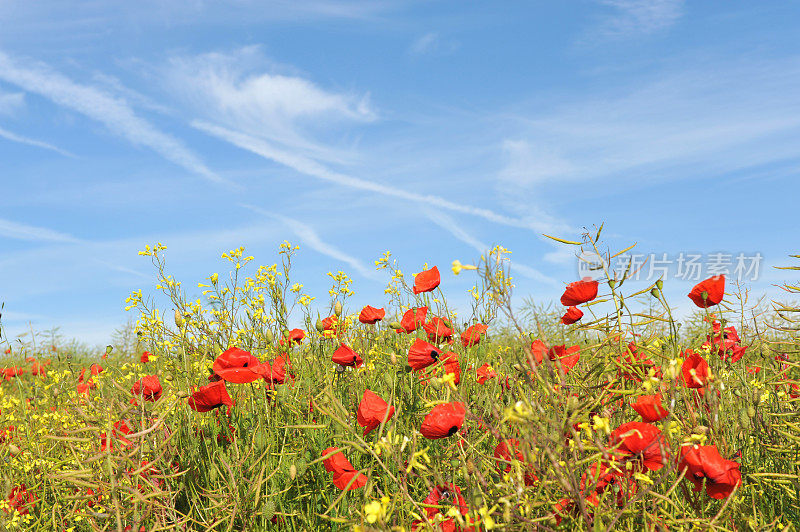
[1,228,799,531]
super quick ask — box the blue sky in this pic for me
[1,1,799,345]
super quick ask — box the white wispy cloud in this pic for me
[0,217,81,243]
[241,204,378,280]
[0,125,76,157]
[409,32,459,55]
[194,120,564,233]
[0,50,224,184]
[0,90,24,114]
[424,210,558,285]
[167,47,374,165]
[595,0,684,37]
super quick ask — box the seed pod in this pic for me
[174,309,184,328]
[650,288,660,298]
[264,329,274,343]
[334,301,343,317]
[608,279,617,289]
[656,279,664,290]
[315,318,325,333]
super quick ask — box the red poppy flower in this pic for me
[188,380,233,413]
[678,445,741,499]
[212,347,269,384]
[357,390,395,435]
[423,317,453,342]
[476,363,497,384]
[422,483,468,520]
[413,266,440,294]
[746,365,762,374]
[420,402,466,439]
[631,394,668,422]
[549,345,581,374]
[560,306,584,325]
[688,275,725,308]
[399,307,428,333]
[494,438,537,485]
[322,315,338,332]
[442,352,461,384]
[3,366,24,380]
[580,462,636,508]
[332,344,363,367]
[617,343,659,382]
[609,421,668,471]
[560,278,599,306]
[530,339,548,365]
[321,447,367,490]
[266,355,292,384]
[681,350,709,389]
[131,375,163,402]
[6,484,35,515]
[140,351,151,363]
[90,363,103,376]
[408,339,441,370]
[31,360,46,377]
[100,419,134,452]
[358,305,386,324]
[280,328,306,346]
[461,323,488,347]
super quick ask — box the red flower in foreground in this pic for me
[609,421,668,471]
[548,345,581,374]
[560,278,599,306]
[461,323,488,347]
[494,438,537,485]
[322,447,367,490]
[212,347,269,384]
[322,316,338,331]
[681,350,710,389]
[688,275,725,308]
[561,306,584,325]
[6,484,35,515]
[140,351,152,363]
[631,394,668,422]
[476,363,497,384]
[422,483,468,520]
[413,266,440,294]
[188,380,233,413]
[357,390,395,435]
[332,344,363,367]
[678,445,741,499]
[131,375,162,402]
[420,402,466,439]
[408,339,441,370]
[423,317,453,342]
[358,305,385,324]
[399,307,428,333]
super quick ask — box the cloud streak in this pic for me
[241,204,379,280]
[0,50,224,184]
[195,120,564,233]
[595,0,684,37]
[0,125,76,157]
[0,217,81,243]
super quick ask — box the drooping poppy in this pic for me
[131,375,163,402]
[681,350,710,389]
[688,275,725,308]
[408,339,441,370]
[631,394,668,422]
[212,347,269,384]
[420,402,466,439]
[560,278,599,306]
[321,447,367,490]
[678,445,741,499]
[413,266,441,294]
[332,344,363,367]
[357,390,395,435]
[461,323,488,347]
[358,305,386,324]
[476,363,497,384]
[423,317,453,342]
[560,306,583,325]
[399,307,428,333]
[609,421,668,471]
[140,351,152,363]
[188,380,233,413]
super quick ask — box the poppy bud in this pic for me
[334,301,343,317]
[265,329,274,343]
[450,459,460,468]
[738,408,749,428]
[295,458,307,477]
[752,389,762,405]
[431,378,442,390]
[174,309,184,328]
[747,405,755,418]
[177,390,190,398]
[656,279,663,290]
[8,444,20,456]
[566,395,579,413]
[264,500,276,521]
[390,352,398,365]
[289,464,297,480]
[316,318,325,333]
[105,345,114,356]
[693,425,709,435]
[389,321,402,330]
[283,329,290,339]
